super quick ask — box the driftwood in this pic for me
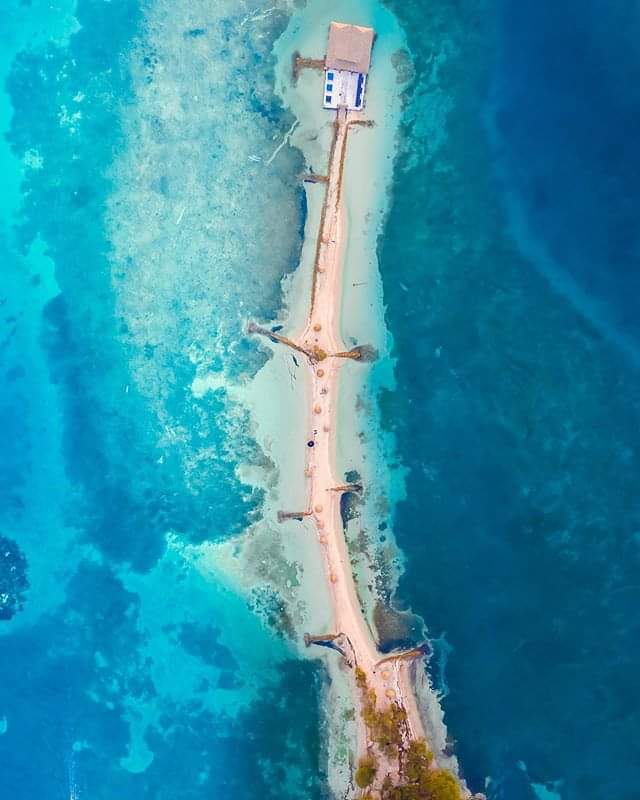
[331,483,363,494]
[292,51,325,81]
[304,632,353,666]
[277,510,311,523]
[374,644,430,670]
[333,344,378,362]
[247,322,328,363]
[301,173,328,184]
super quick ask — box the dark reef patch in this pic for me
[0,535,29,620]
[178,621,241,674]
[373,600,424,653]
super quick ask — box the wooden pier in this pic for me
[292,52,325,82]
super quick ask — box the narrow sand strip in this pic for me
[197,1,476,794]
[266,96,428,785]
[258,8,480,792]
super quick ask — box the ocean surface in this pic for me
[1,1,639,799]
[379,1,640,798]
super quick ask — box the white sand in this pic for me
[270,0,441,791]
[194,0,469,794]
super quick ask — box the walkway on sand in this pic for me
[298,104,426,784]
[253,102,428,789]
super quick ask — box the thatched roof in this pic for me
[326,22,374,75]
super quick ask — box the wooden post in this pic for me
[247,322,326,362]
[374,644,430,671]
[332,344,378,362]
[292,52,325,82]
[304,632,353,666]
[301,173,329,184]
[331,483,363,494]
[304,633,340,646]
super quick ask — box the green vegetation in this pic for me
[379,740,462,800]
[355,755,378,788]
[355,667,407,758]
[420,768,462,800]
[353,669,463,800]
[380,763,462,800]
[310,345,327,361]
[364,702,407,757]
[405,740,434,783]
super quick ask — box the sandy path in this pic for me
[298,107,425,778]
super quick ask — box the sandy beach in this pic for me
[191,1,471,794]
[261,4,483,793]
[277,85,432,783]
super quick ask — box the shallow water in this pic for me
[1,2,324,798]
[2,0,640,798]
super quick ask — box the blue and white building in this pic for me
[323,22,374,112]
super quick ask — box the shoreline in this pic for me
[254,6,479,796]
[192,1,477,795]
[286,97,428,782]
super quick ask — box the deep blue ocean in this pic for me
[381,1,640,798]
[1,1,639,799]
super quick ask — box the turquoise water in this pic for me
[1,2,323,798]
[2,0,640,798]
